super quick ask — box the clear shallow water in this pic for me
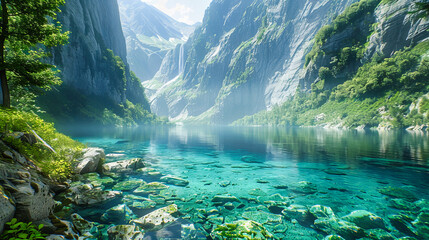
[62,126,429,239]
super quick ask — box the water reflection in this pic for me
[60,125,429,166]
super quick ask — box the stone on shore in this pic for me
[75,148,105,174]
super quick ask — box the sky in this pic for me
[140,0,212,25]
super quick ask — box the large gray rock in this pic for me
[0,185,15,234]
[9,179,55,222]
[75,148,105,174]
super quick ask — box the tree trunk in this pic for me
[0,0,9,108]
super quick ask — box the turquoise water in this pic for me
[63,126,429,239]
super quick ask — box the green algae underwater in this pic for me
[60,125,429,239]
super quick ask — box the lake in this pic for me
[61,125,429,239]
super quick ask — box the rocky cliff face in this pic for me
[119,0,195,81]
[300,0,429,91]
[46,0,149,117]
[147,0,358,123]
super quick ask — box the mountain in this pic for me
[146,0,358,123]
[118,0,195,81]
[148,0,429,128]
[235,0,429,129]
[38,0,159,125]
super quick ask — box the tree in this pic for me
[0,0,68,108]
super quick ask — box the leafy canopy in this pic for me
[0,0,68,109]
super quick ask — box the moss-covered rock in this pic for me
[211,220,274,239]
[112,179,145,191]
[133,182,169,195]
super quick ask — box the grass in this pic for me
[0,107,84,181]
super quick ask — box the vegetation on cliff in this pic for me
[234,1,429,129]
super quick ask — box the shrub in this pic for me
[1,218,47,240]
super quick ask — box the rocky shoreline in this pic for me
[1,137,429,240]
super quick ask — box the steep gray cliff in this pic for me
[147,0,358,124]
[41,0,150,123]
[119,0,195,81]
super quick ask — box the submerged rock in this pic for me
[314,217,366,240]
[342,210,385,230]
[160,175,189,187]
[257,193,291,207]
[291,181,317,195]
[389,199,418,211]
[112,179,145,191]
[218,180,231,188]
[75,148,105,174]
[242,211,283,224]
[324,235,346,240]
[101,204,136,223]
[107,225,144,240]
[282,205,314,224]
[211,195,240,204]
[211,220,273,239]
[323,169,347,175]
[310,205,336,219]
[103,158,146,173]
[70,187,121,205]
[82,173,115,188]
[378,187,417,201]
[132,201,157,211]
[366,229,395,240]
[70,213,95,235]
[389,214,418,237]
[249,188,267,196]
[131,204,179,231]
[412,211,429,239]
[133,182,169,195]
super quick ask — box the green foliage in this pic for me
[334,42,429,100]
[235,41,429,128]
[102,49,126,92]
[102,101,167,126]
[1,218,46,240]
[1,0,69,107]
[409,1,429,19]
[0,107,84,181]
[305,0,380,67]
